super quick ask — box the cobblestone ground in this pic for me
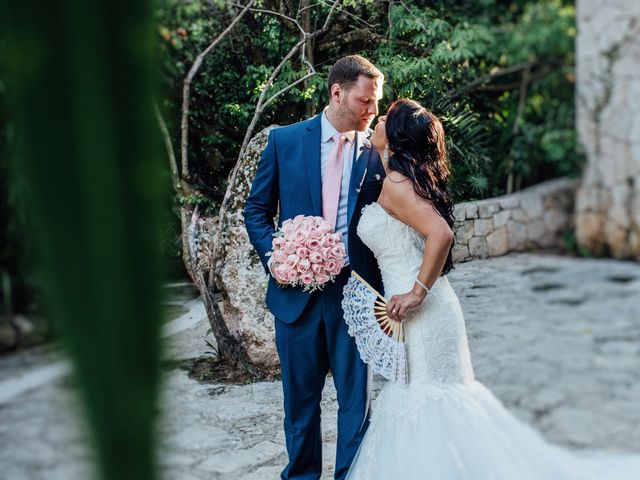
[1,253,639,479]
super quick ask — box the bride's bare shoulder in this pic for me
[381,170,418,204]
[385,170,410,184]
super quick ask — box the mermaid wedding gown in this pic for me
[346,202,640,480]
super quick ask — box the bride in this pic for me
[345,98,640,479]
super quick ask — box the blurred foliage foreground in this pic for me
[2,0,165,478]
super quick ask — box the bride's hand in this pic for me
[386,291,425,321]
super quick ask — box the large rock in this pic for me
[575,1,640,259]
[215,126,279,368]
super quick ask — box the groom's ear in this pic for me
[330,83,343,104]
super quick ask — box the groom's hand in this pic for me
[267,257,286,285]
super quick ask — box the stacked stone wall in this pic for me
[453,179,577,263]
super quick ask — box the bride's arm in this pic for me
[378,171,454,321]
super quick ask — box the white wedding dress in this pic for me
[346,202,640,480]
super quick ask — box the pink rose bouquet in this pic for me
[267,215,346,292]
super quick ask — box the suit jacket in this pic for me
[243,113,385,323]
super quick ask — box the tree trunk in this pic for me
[301,0,315,118]
[179,202,264,376]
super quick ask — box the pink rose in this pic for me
[308,251,323,264]
[273,236,285,248]
[320,237,331,249]
[273,250,288,263]
[274,264,290,283]
[301,272,315,284]
[283,241,297,255]
[330,245,345,259]
[317,222,333,234]
[286,254,300,267]
[307,226,322,239]
[294,229,308,243]
[281,220,295,236]
[315,272,330,284]
[328,261,342,275]
[311,264,325,275]
[296,258,311,273]
[296,246,310,259]
[321,236,336,248]
[285,268,299,283]
[325,259,337,273]
[305,238,321,251]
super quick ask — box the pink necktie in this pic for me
[322,133,348,228]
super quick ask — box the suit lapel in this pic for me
[347,145,371,226]
[303,115,322,216]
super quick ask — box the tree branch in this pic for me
[506,65,531,194]
[299,1,323,16]
[231,2,306,35]
[237,0,340,163]
[210,0,341,269]
[263,70,316,110]
[316,0,375,28]
[180,0,256,180]
[448,59,564,99]
[316,28,427,56]
[399,0,428,33]
[153,101,179,188]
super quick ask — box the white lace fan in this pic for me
[342,271,408,384]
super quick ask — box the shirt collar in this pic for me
[321,110,355,144]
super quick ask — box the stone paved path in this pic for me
[1,253,639,479]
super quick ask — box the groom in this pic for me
[244,55,386,480]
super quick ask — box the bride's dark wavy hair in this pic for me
[385,98,455,274]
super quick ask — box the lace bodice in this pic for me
[357,202,475,386]
[358,203,426,295]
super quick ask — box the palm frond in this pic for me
[430,97,491,200]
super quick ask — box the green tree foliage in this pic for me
[378,0,582,197]
[156,0,581,205]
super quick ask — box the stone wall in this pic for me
[453,178,577,263]
[575,1,640,259]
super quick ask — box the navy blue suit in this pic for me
[244,113,384,479]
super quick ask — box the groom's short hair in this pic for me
[328,55,383,93]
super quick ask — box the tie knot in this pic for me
[333,133,349,146]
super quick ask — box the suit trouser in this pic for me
[275,266,369,480]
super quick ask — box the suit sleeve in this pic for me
[243,129,279,275]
